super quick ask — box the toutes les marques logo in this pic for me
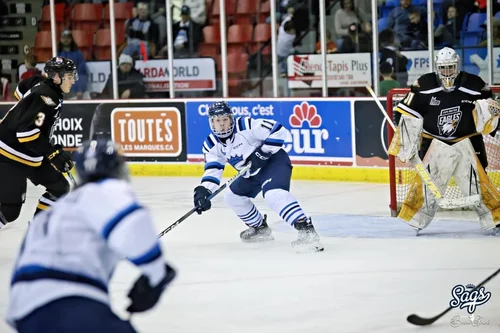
[449,284,492,328]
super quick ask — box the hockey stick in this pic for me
[366,85,443,199]
[407,268,500,326]
[157,164,251,238]
[66,171,77,188]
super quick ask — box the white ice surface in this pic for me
[0,177,498,333]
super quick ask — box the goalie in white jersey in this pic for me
[6,139,176,333]
[193,101,323,252]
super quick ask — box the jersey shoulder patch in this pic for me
[234,116,252,133]
[40,95,56,106]
[202,133,219,153]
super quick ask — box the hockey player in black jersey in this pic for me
[395,47,493,169]
[390,47,500,231]
[0,56,77,227]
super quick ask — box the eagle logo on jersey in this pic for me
[438,106,462,136]
[227,155,244,167]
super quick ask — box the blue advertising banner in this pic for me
[186,99,353,165]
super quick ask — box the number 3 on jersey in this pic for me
[35,112,45,127]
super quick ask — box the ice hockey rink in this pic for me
[0,176,498,333]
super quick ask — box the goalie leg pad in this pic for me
[399,139,461,230]
[452,139,500,229]
[388,115,423,162]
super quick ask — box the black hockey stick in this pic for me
[407,268,500,326]
[157,164,251,238]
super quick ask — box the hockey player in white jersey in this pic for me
[6,139,176,333]
[193,101,323,252]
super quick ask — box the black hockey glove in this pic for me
[47,144,74,173]
[246,147,271,173]
[126,263,176,313]
[193,185,212,215]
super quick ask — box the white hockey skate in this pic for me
[292,217,324,253]
[240,215,274,242]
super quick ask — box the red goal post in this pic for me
[386,87,500,217]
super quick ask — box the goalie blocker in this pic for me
[389,115,500,231]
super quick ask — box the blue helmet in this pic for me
[208,101,234,138]
[73,139,128,184]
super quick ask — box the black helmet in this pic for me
[44,56,78,81]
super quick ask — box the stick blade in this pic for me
[407,314,437,326]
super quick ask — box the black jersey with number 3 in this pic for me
[0,80,63,168]
[395,72,492,142]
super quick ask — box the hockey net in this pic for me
[387,87,500,216]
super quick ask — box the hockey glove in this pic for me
[193,185,212,215]
[47,145,74,173]
[126,263,177,313]
[246,147,271,174]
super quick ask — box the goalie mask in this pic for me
[435,47,460,91]
[208,101,234,139]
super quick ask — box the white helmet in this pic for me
[435,47,460,91]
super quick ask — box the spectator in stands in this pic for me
[161,5,202,58]
[316,30,338,54]
[102,54,146,99]
[58,29,88,99]
[277,18,297,78]
[183,0,206,25]
[379,61,400,96]
[123,1,160,58]
[434,5,460,46]
[379,29,408,87]
[131,1,168,48]
[406,10,427,49]
[338,22,372,53]
[479,17,500,46]
[20,54,41,81]
[387,0,426,46]
[334,0,369,42]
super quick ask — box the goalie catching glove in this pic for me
[473,98,500,134]
[47,144,74,173]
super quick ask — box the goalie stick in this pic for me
[407,268,500,326]
[157,164,251,238]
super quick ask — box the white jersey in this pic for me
[201,116,289,191]
[6,179,167,327]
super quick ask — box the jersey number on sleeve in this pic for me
[403,92,415,105]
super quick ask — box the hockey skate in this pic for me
[292,217,324,253]
[240,215,274,242]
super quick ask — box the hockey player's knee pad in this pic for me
[0,203,22,223]
[224,188,250,208]
[264,189,293,213]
